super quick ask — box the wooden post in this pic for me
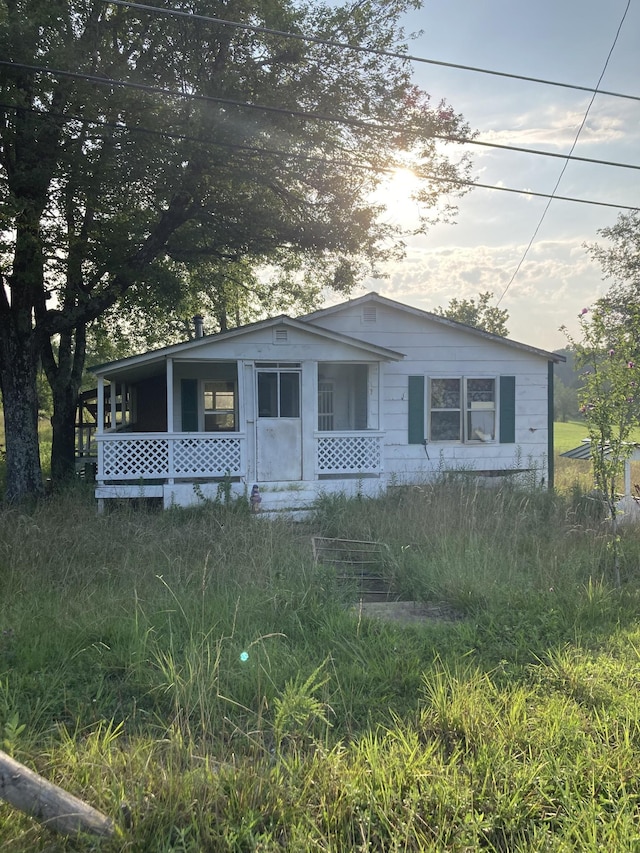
[0,749,115,838]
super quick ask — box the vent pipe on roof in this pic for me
[193,315,204,339]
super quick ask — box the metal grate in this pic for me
[311,536,394,600]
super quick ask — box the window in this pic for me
[466,378,496,442]
[257,370,300,418]
[429,377,495,442]
[204,381,236,431]
[430,378,461,441]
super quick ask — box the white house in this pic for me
[89,292,564,511]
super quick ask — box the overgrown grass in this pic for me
[2,480,640,850]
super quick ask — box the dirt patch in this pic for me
[351,600,464,625]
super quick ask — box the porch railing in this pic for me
[97,432,245,481]
[315,432,383,475]
[97,430,383,482]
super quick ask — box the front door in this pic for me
[256,367,302,481]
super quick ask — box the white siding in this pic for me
[308,300,553,484]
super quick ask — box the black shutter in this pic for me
[499,376,516,443]
[408,376,425,444]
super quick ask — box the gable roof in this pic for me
[89,313,405,379]
[302,292,566,363]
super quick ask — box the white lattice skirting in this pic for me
[173,437,242,477]
[100,435,244,480]
[316,434,382,474]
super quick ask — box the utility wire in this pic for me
[0,60,390,130]
[440,136,640,172]
[3,99,640,175]
[437,178,638,211]
[0,101,637,211]
[496,0,633,307]
[103,0,640,104]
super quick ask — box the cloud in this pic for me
[364,235,611,350]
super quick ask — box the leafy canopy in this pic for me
[433,291,509,336]
[563,211,640,588]
[0,0,474,500]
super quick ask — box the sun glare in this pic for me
[372,166,424,228]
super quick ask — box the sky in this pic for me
[355,0,640,352]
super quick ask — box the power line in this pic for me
[4,98,639,175]
[4,60,640,181]
[0,100,637,211]
[103,0,640,104]
[439,136,640,173]
[0,60,388,130]
[496,0,633,307]
[439,178,639,211]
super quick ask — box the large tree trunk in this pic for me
[0,323,44,503]
[50,382,80,485]
[43,325,86,487]
[0,199,47,503]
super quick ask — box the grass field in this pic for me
[553,419,640,495]
[553,419,589,454]
[2,477,640,850]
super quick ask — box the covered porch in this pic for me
[93,355,389,510]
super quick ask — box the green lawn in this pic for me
[554,419,589,454]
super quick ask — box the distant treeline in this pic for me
[553,347,581,422]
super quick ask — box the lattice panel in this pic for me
[173,437,242,477]
[316,435,381,474]
[102,439,169,478]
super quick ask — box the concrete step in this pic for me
[250,484,318,514]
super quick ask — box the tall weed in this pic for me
[2,482,640,849]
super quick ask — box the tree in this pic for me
[553,376,579,423]
[587,211,640,298]
[563,303,640,588]
[0,0,473,501]
[90,255,329,356]
[433,291,509,336]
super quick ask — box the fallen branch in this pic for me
[0,749,115,837]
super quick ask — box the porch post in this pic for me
[110,381,117,430]
[166,358,174,483]
[122,382,127,426]
[243,361,255,483]
[96,376,105,435]
[96,376,105,484]
[369,363,380,430]
[166,358,174,432]
[96,376,105,512]
[301,361,316,480]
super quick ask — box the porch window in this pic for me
[318,382,334,431]
[204,381,236,431]
[317,363,370,430]
[429,377,496,442]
